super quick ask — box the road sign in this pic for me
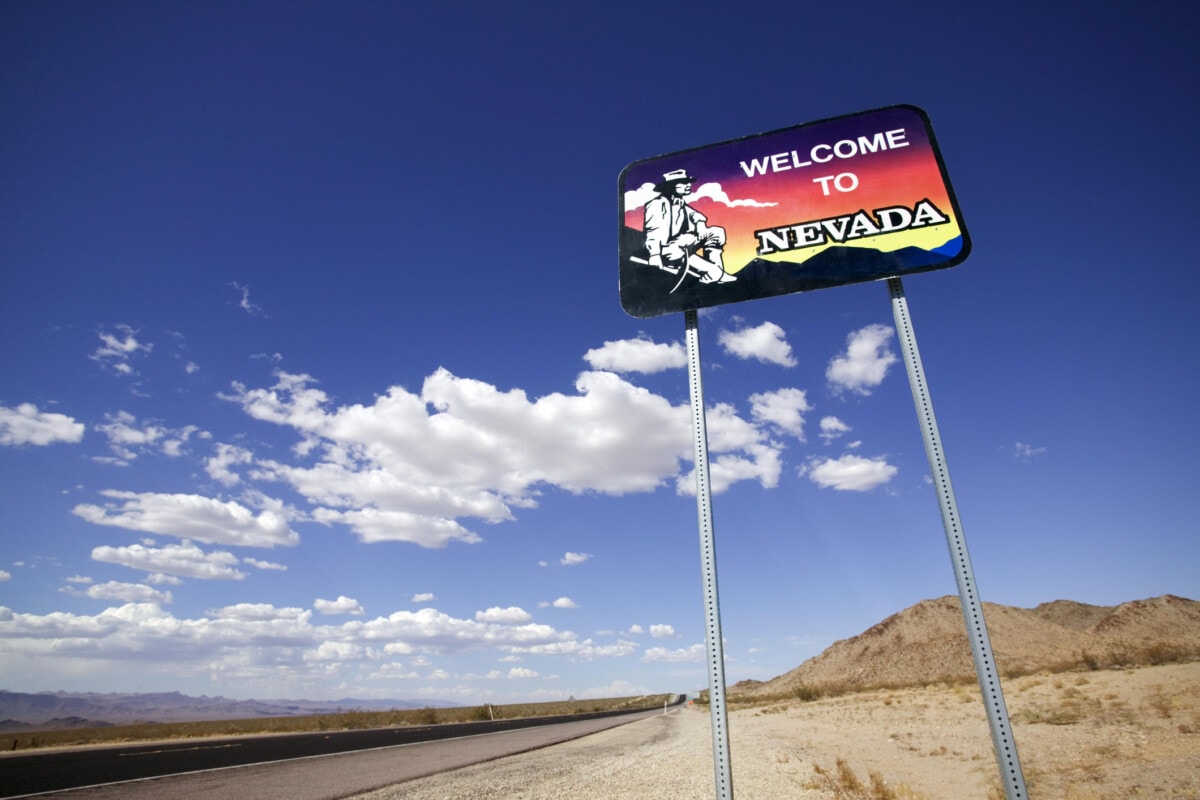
[618,105,969,318]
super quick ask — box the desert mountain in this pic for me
[0,691,451,730]
[733,594,1200,698]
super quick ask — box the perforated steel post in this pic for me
[684,308,734,800]
[888,277,1028,800]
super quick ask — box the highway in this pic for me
[0,700,683,798]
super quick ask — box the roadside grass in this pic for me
[4,694,673,753]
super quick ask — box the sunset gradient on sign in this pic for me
[621,106,964,273]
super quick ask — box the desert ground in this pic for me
[355,662,1199,800]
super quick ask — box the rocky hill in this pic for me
[732,594,1200,698]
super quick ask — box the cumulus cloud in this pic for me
[412,593,435,603]
[686,182,778,208]
[718,322,797,367]
[0,571,11,582]
[209,603,310,621]
[507,667,539,679]
[90,324,152,375]
[676,402,783,494]
[0,598,627,697]
[475,607,533,624]
[583,337,685,374]
[72,490,300,548]
[550,597,577,609]
[826,324,897,395]
[0,403,85,446]
[749,388,811,439]
[649,624,676,638]
[82,581,173,604]
[342,607,574,655]
[803,454,898,491]
[243,557,287,571]
[642,643,705,662]
[223,366,790,548]
[622,182,776,211]
[311,507,482,548]
[206,443,254,487]
[95,411,204,463]
[560,552,592,566]
[91,540,246,580]
[314,596,365,616]
[819,416,852,443]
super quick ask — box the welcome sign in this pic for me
[618,105,969,318]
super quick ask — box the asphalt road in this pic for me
[0,703,681,799]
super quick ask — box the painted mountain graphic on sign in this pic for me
[618,224,967,318]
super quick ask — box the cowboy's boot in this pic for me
[696,248,735,284]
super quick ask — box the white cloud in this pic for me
[512,638,637,659]
[0,403,85,446]
[231,282,267,317]
[475,607,533,624]
[90,324,152,375]
[819,416,851,443]
[826,324,897,395]
[623,183,659,209]
[0,597,640,695]
[412,593,435,603]
[749,388,811,439]
[224,367,790,548]
[622,182,776,211]
[343,608,573,654]
[95,411,203,463]
[1014,442,1047,461]
[718,322,797,367]
[311,507,483,548]
[305,641,370,662]
[72,490,300,548]
[560,552,592,566]
[243,557,287,571]
[642,643,705,662]
[206,443,254,487]
[803,454,898,491]
[676,403,782,494]
[314,596,365,616]
[91,540,247,580]
[686,182,778,208]
[649,624,676,638]
[208,603,310,621]
[507,667,539,679]
[0,571,10,582]
[551,597,577,609]
[83,581,173,604]
[583,337,686,374]
[628,624,645,635]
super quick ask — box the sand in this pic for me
[353,662,1200,800]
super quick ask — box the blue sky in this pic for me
[2,2,1197,705]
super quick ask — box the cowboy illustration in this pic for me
[641,169,736,288]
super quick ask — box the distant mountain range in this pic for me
[0,691,455,732]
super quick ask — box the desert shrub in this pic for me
[809,757,928,799]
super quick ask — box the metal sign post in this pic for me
[620,106,1025,798]
[888,277,1028,800]
[684,308,734,800]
